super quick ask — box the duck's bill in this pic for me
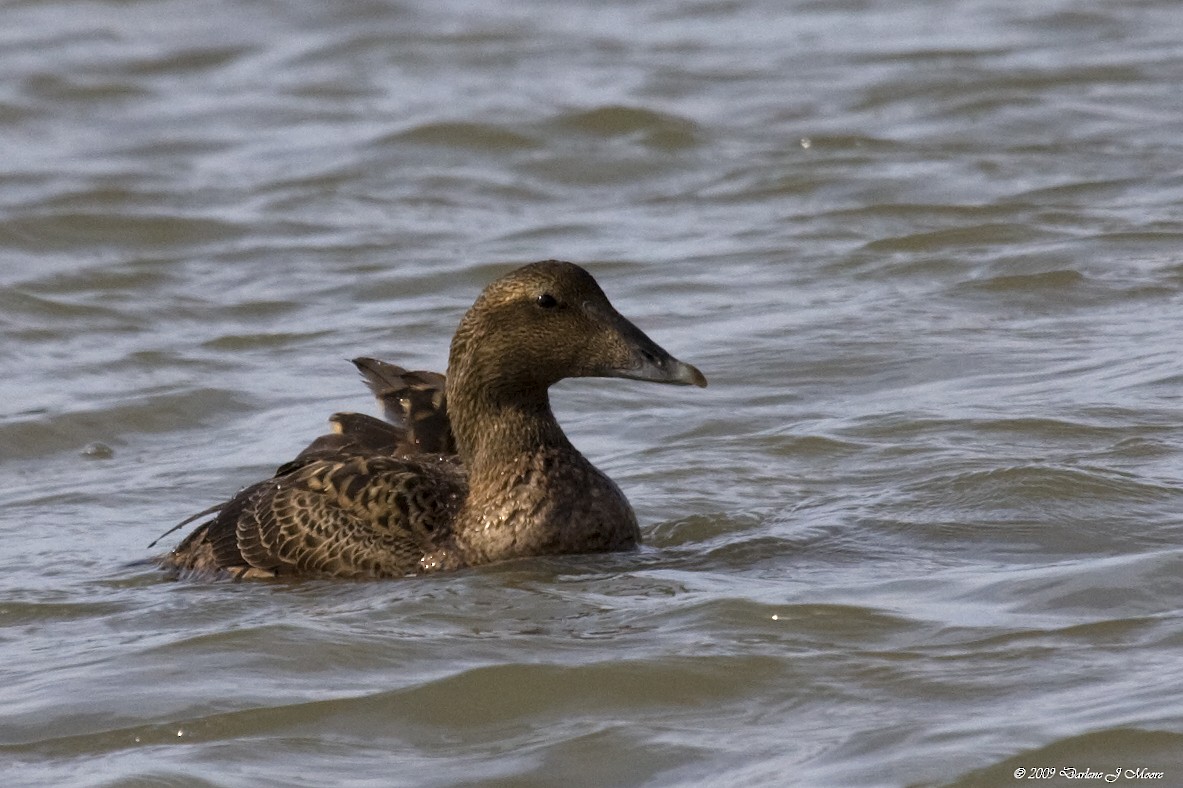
[586,304,708,388]
[611,326,708,388]
[618,354,708,387]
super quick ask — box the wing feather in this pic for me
[170,455,465,578]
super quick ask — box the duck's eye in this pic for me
[535,293,558,309]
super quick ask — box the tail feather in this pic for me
[351,357,454,454]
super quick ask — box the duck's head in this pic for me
[447,260,706,403]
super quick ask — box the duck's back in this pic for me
[165,453,466,579]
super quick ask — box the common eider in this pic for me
[157,260,706,579]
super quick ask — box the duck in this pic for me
[157,260,706,579]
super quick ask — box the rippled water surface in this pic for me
[3,1,1183,785]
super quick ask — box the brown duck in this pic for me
[158,260,706,579]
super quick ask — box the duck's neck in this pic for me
[448,385,579,477]
[445,313,584,479]
[445,382,638,566]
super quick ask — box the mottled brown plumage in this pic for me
[158,260,706,580]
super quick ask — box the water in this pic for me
[3,0,1182,785]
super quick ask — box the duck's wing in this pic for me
[162,455,466,579]
[150,412,407,552]
[155,358,457,574]
[351,357,455,455]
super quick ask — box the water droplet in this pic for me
[81,442,114,459]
